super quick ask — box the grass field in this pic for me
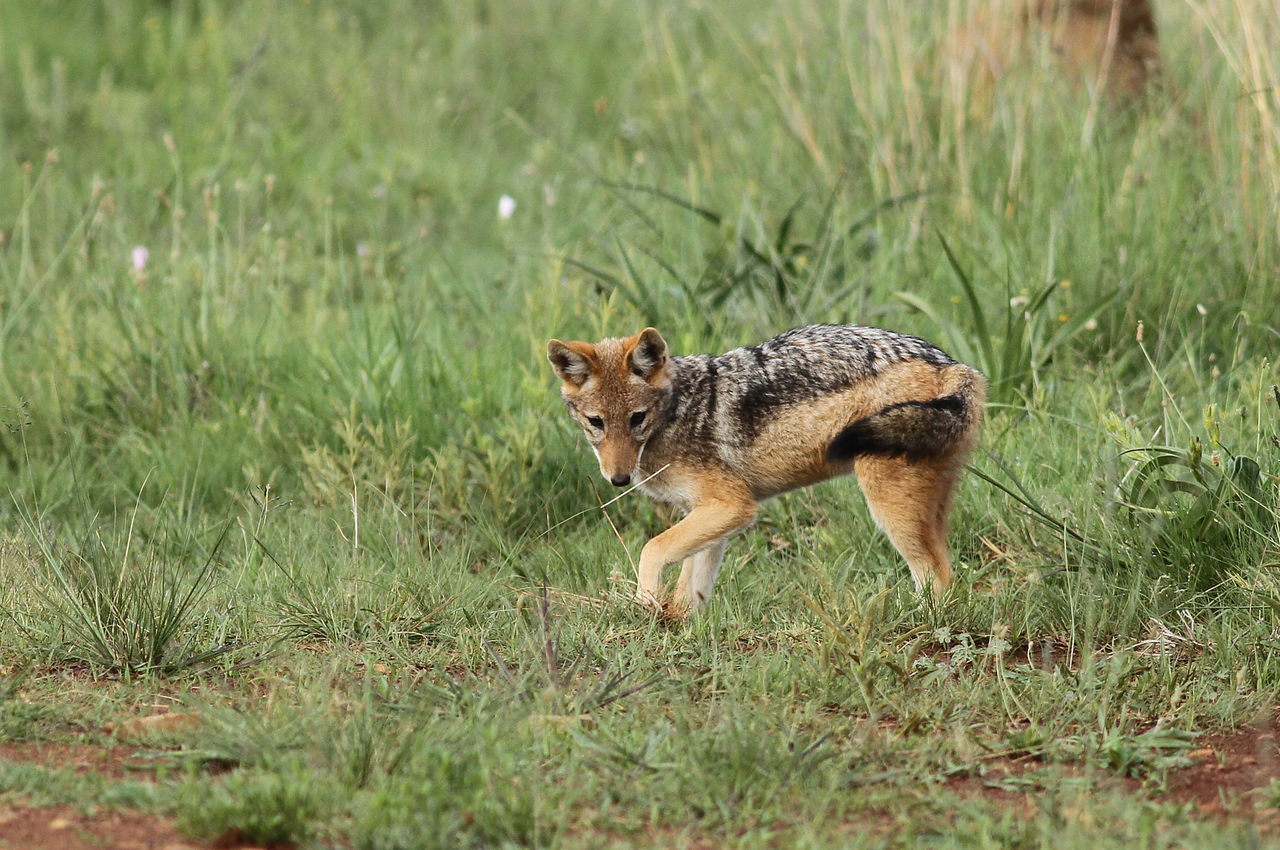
[2,0,1279,847]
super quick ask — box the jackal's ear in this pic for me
[547,339,595,387]
[627,327,668,380]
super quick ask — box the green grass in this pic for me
[2,0,1279,846]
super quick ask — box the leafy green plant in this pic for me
[1086,724,1198,778]
[175,766,327,847]
[562,182,921,330]
[0,662,58,741]
[1108,403,1275,589]
[1258,779,1280,809]
[1121,442,1264,537]
[895,233,1120,405]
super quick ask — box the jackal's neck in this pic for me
[655,354,716,436]
[653,359,691,434]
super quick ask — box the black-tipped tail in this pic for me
[827,394,971,463]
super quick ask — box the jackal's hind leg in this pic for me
[854,454,964,595]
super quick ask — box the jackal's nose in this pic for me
[609,473,631,487]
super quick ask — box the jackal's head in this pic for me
[547,328,672,487]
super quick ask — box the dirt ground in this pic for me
[0,741,265,849]
[0,806,200,850]
[1165,717,1280,825]
[1,719,1277,848]
[947,715,1280,834]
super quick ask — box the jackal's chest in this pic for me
[635,465,695,511]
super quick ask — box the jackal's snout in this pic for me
[596,431,642,487]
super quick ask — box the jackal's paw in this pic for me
[633,587,664,614]
[659,598,694,622]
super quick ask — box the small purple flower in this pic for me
[356,243,369,257]
[131,246,149,272]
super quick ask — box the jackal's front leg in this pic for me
[635,495,756,614]
[673,539,728,616]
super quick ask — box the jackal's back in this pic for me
[664,324,959,444]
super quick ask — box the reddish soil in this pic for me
[0,804,278,850]
[0,741,151,780]
[1163,717,1280,828]
[0,805,198,850]
[0,742,257,848]
[948,716,1280,833]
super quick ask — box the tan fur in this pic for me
[548,326,985,618]
[855,454,968,594]
[944,0,1159,105]
[742,360,937,497]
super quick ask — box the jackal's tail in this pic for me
[827,365,985,463]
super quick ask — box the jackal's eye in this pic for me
[585,416,604,430]
[629,411,647,429]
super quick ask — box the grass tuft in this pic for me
[11,500,234,676]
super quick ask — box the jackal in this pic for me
[547,325,985,617]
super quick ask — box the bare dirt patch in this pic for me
[0,744,266,848]
[946,716,1280,832]
[1162,716,1280,828]
[0,805,279,849]
[0,741,154,780]
[946,763,1046,808]
[0,805,197,850]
